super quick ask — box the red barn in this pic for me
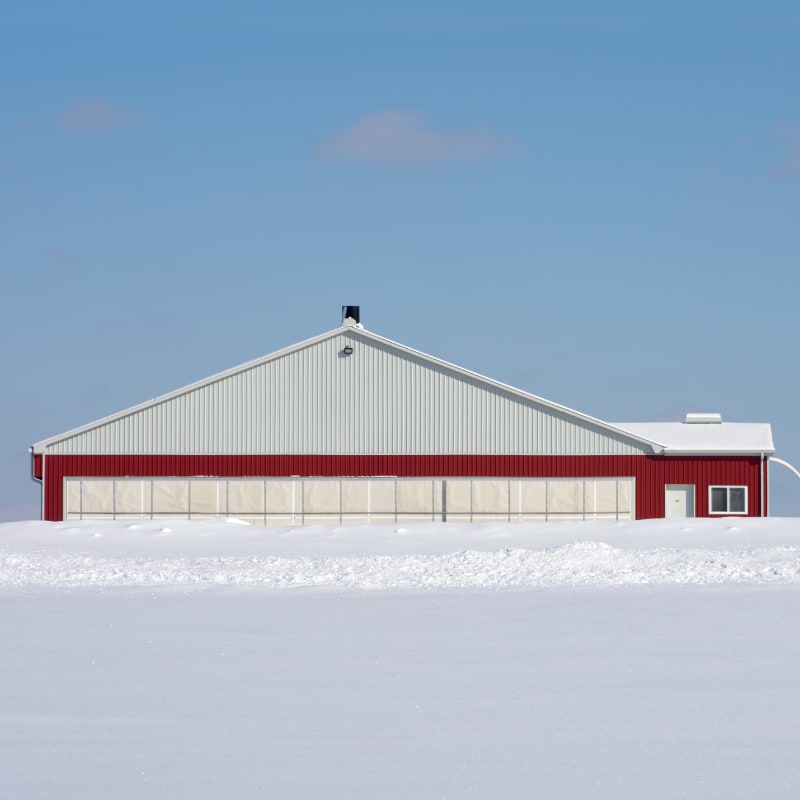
[31,308,775,524]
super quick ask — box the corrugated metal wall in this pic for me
[40,331,651,457]
[39,453,764,521]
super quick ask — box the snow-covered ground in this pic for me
[4,516,800,589]
[3,518,800,798]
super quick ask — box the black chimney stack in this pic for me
[342,305,360,325]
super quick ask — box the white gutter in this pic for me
[659,450,776,457]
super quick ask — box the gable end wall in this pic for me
[38,334,651,457]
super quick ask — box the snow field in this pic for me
[3,517,800,799]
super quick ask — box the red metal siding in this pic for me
[41,453,764,522]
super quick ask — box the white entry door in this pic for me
[665,484,695,518]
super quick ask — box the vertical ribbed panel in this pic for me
[43,331,651,457]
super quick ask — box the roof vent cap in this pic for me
[685,412,723,424]
[341,305,362,328]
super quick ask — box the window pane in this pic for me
[711,487,727,512]
[729,488,746,513]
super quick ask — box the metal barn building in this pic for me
[31,308,776,524]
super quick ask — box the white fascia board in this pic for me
[662,450,775,456]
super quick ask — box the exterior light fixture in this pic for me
[343,346,354,356]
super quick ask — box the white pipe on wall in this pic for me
[770,456,800,481]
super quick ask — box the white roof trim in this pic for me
[33,325,666,454]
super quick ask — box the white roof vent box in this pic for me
[685,412,723,424]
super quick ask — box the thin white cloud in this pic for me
[317,110,511,164]
[46,249,77,267]
[57,98,138,134]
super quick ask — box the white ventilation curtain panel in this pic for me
[64,477,634,524]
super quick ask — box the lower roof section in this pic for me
[612,422,775,455]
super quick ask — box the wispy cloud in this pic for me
[56,98,138,134]
[45,249,77,267]
[317,110,511,165]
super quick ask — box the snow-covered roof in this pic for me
[611,422,775,456]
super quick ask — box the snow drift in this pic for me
[3,516,800,590]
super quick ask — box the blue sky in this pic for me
[3,2,800,519]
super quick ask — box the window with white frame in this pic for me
[709,486,747,515]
